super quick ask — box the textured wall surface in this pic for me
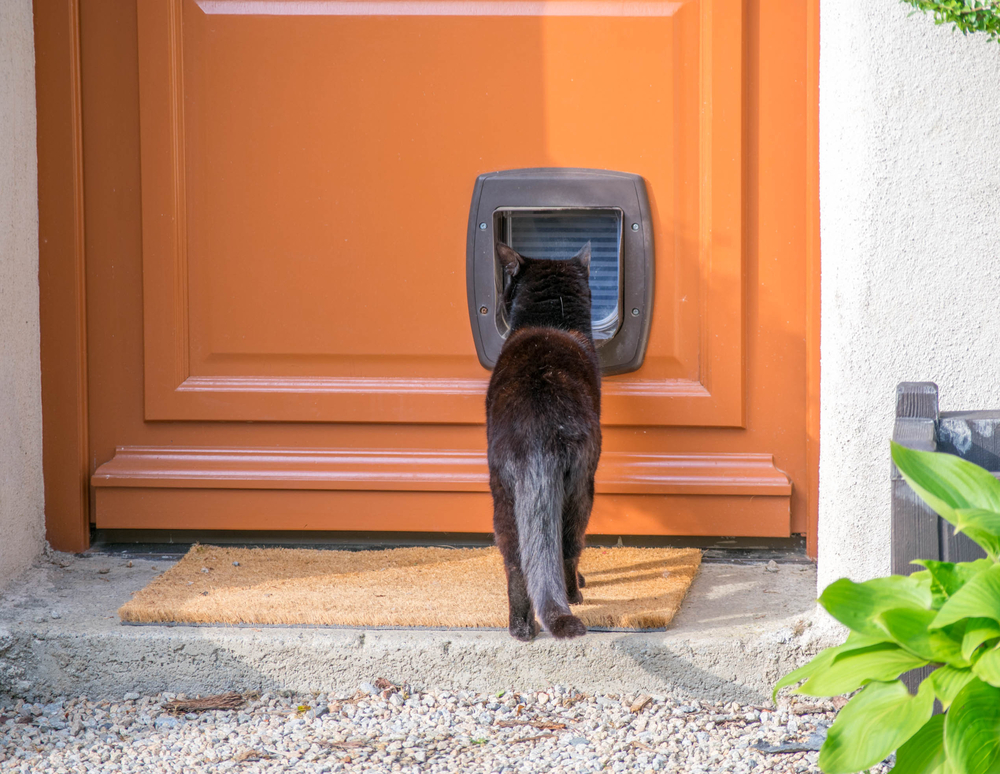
[0,1,44,589]
[819,3,1000,589]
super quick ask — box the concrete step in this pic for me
[0,551,832,705]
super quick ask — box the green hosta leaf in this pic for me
[933,565,1000,630]
[877,607,967,666]
[972,646,1000,688]
[908,568,956,614]
[893,714,946,774]
[929,665,976,710]
[914,559,994,601]
[773,647,839,702]
[820,576,932,638]
[945,678,1000,774]
[963,618,1000,662]
[892,442,1000,532]
[772,632,888,701]
[796,642,928,697]
[953,509,1000,561]
[818,679,935,774]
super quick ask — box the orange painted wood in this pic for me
[95,489,790,538]
[72,0,814,542]
[135,0,745,427]
[805,0,820,557]
[91,446,791,496]
[749,0,810,536]
[35,0,91,552]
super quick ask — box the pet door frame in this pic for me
[466,168,654,375]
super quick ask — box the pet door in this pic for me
[496,209,622,342]
[467,168,653,375]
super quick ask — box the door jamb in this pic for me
[35,0,91,552]
[806,0,820,559]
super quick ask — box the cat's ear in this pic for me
[572,241,592,276]
[496,243,525,278]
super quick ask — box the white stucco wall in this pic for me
[819,2,1000,590]
[0,0,45,589]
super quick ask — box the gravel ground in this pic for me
[0,682,892,774]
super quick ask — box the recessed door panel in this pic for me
[138,0,743,426]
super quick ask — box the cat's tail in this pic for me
[513,452,586,639]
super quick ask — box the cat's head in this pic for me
[496,242,593,337]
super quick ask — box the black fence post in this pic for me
[891,382,940,577]
[890,382,989,697]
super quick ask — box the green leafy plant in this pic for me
[901,1,1000,41]
[774,441,1000,774]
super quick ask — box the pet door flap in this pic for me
[467,168,653,375]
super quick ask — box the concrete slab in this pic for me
[0,551,836,705]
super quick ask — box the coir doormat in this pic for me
[119,545,701,631]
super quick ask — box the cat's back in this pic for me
[486,326,601,427]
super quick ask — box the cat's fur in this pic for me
[486,242,602,641]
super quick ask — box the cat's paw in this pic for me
[577,572,586,588]
[549,614,587,639]
[509,618,539,642]
[567,589,584,605]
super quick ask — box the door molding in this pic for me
[92,446,790,496]
[93,445,791,535]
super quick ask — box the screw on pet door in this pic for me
[466,168,654,376]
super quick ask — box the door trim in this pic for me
[806,0,820,557]
[35,0,91,552]
[93,488,790,536]
[92,446,792,496]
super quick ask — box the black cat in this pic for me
[486,242,602,641]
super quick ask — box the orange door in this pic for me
[59,0,815,546]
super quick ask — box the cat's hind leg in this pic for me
[562,460,596,606]
[561,533,586,607]
[563,560,584,605]
[492,476,538,641]
[504,561,539,642]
